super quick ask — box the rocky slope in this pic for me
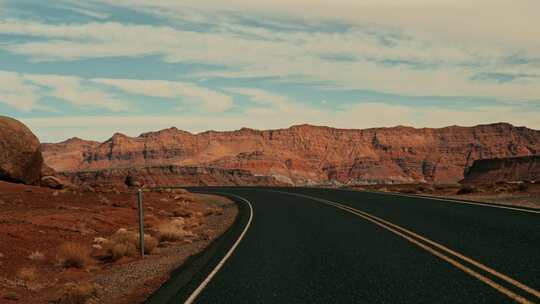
[462,155,540,185]
[42,123,540,185]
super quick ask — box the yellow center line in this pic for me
[267,190,539,304]
[329,201,540,300]
[326,202,534,304]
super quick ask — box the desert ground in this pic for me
[0,181,237,303]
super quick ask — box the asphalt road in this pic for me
[152,187,540,304]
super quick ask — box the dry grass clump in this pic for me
[17,267,37,281]
[103,230,137,261]
[157,223,185,242]
[3,292,19,301]
[457,185,477,195]
[398,188,417,194]
[144,214,160,228]
[143,235,159,254]
[28,251,45,261]
[103,230,159,261]
[172,208,193,218]
[54,282,101,304]
[57,242,92,269]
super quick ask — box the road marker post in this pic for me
[137,189,145,257]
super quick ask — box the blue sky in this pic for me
[1,0,539,142]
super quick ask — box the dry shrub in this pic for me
[102,230,137,261]
[57,243,91,269]
[143,236,159,254]
[144,214,160,228]
[157,223,185,242]
[457,185,477,195]
[108,243,136,261]
[103,230,159,260]
[172,208,193,218]
[55,282,100,304]
[17,267,37,281]
[398,188,417,194]
[4,292,19,301]
[517,182,529,192]
[28,251,45,261]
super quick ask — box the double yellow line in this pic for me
[272,190,540,304]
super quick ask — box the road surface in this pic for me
[148,187,540,304]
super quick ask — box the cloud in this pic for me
[23,74,128,111]
[0,71,40,111]
[0,70,128,112]
[1,18,539,102]
[99,0,540,54]
[93,78,233,112]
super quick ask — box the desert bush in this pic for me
[172,208,193,218]
[28,251,45,261]
[517,182,529,192]
[157,223,185,242]
[103,230,137,261]
[3,292,19,301]
[108,243,137,261]
[434,184,447,191]
[144,214,160,228]
[57,243,91,269]
[17,267,37,281]
[103,230,159,260]
[457,185,477,195]
[398,188,417,194]
[143,236,159,254]
[55,282,100,304]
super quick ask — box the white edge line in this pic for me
[340,189,540,215]
[184,193,254,304]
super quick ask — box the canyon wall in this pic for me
[462,155,540,185]
[42,123,540,185]
[59,165,284,189]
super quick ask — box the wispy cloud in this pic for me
[0,70,234,113]
[1,19,539,101]
[24,73,128,111]
[0,71,40,111]
[93,78,233,112]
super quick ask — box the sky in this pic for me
[0,0,539,142]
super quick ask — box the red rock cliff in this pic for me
[42,123,540,185]
[462,155,540,185]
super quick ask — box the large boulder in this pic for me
[0,116,44,184]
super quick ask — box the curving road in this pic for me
[148,187,540,304]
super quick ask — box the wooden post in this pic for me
[137,189,145,257]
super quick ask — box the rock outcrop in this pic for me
[0,116,44,184]
[462,155,540,185]
[59,165,285,190]
[42,123,540,185]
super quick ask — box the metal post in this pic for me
[137,189,145,257]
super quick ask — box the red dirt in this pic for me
[0,181,237,303]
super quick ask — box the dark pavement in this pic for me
[154,187,540,304]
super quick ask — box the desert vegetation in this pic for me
[0,181,237,304]
[57,242,92,269]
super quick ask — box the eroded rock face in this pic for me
[0,116,44,184]
[462,155,540,184]
[59,165,285,189]
[42,123,540,185]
